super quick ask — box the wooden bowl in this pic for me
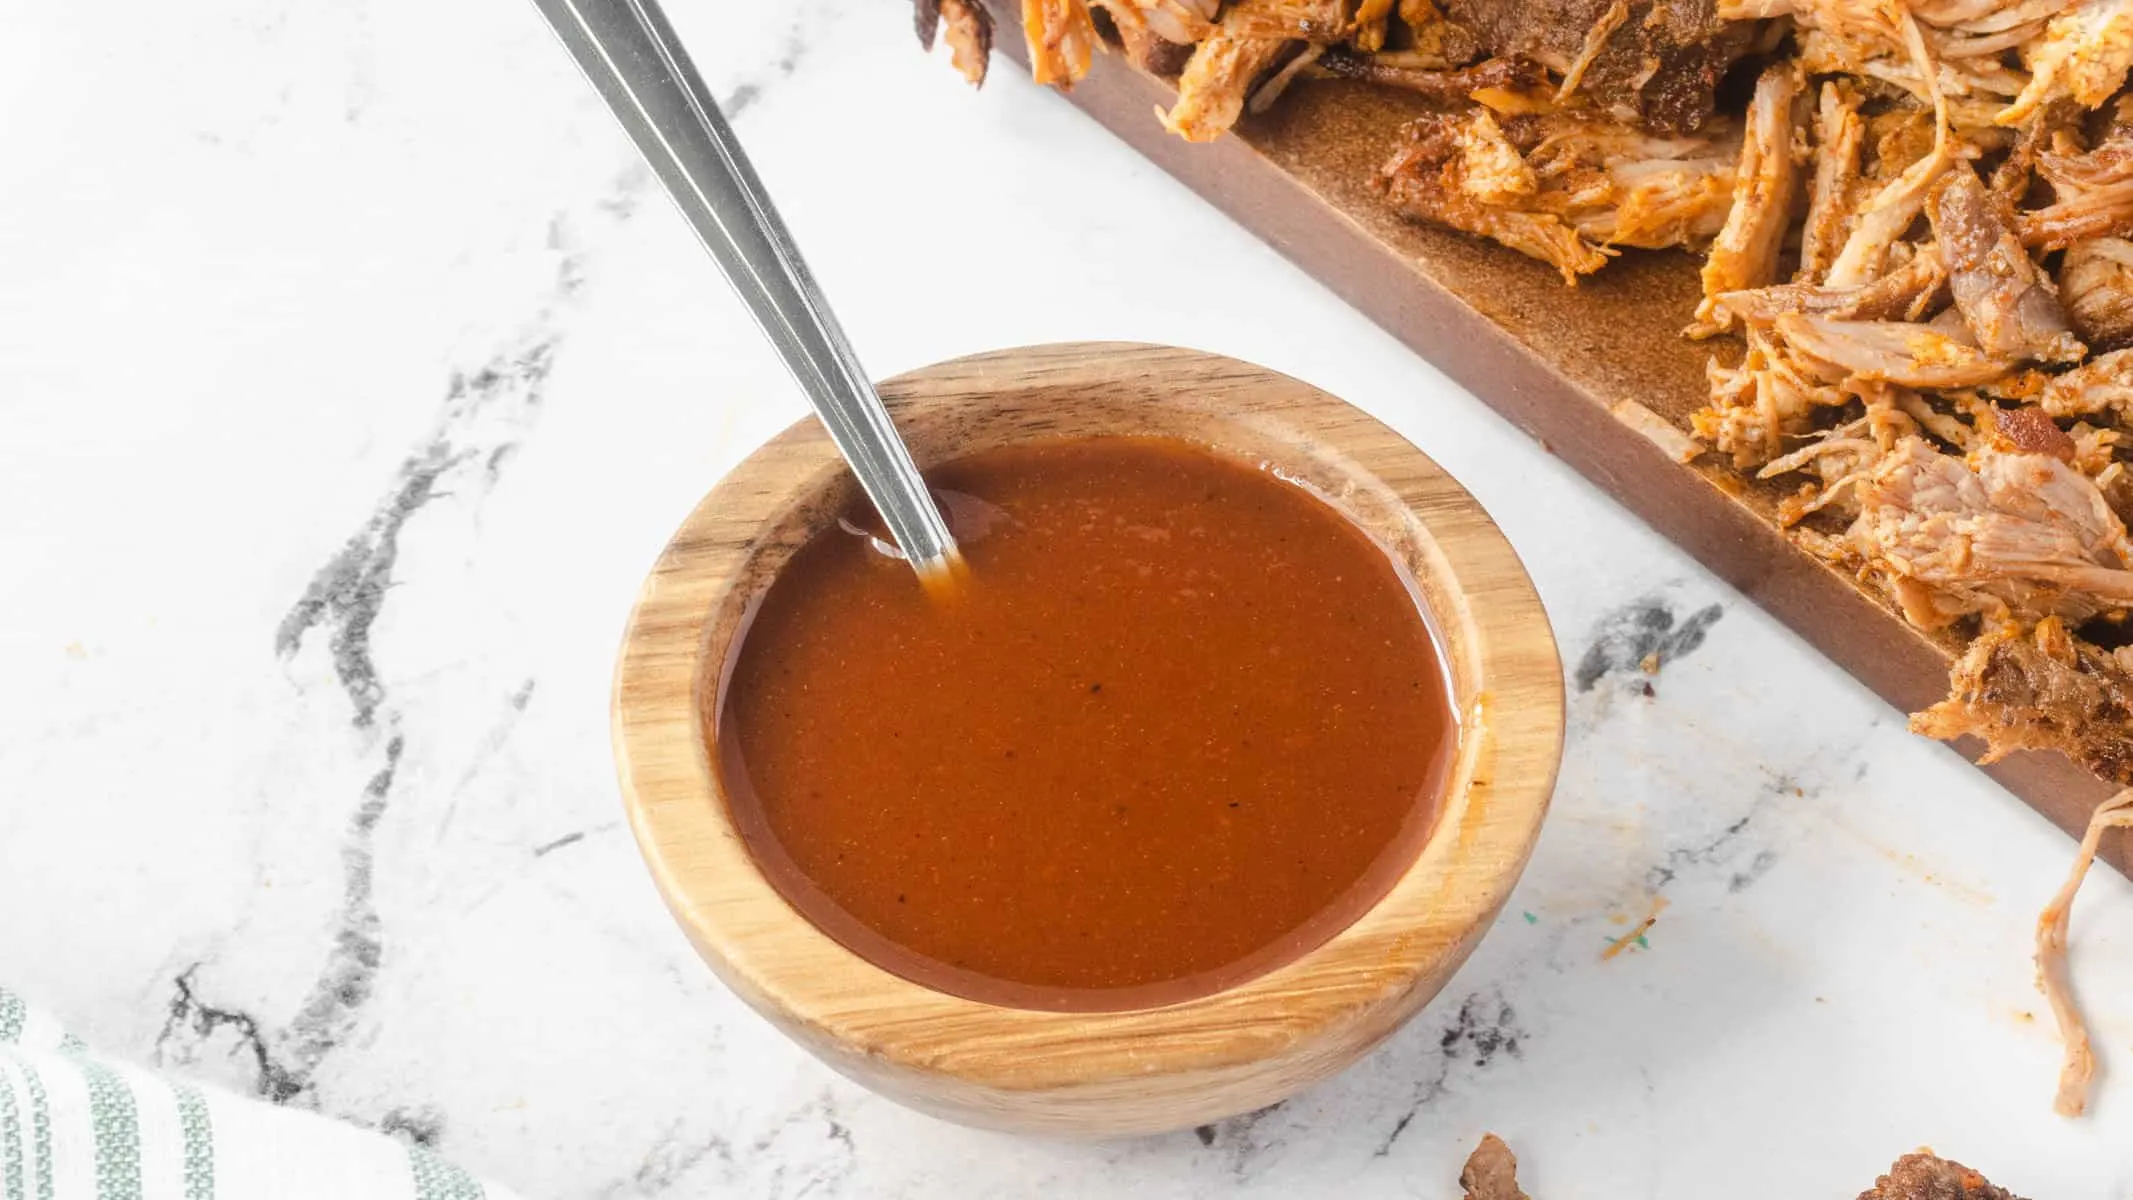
[613,342,1563,1137]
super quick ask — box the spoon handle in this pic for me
[531,0,962,576]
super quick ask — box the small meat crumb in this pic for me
[1461,1133,1531,1200]
[1856,1151,2027,1200]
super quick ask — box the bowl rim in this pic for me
[612,342,1563,1099]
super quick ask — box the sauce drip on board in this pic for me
[718,437,1458,1011]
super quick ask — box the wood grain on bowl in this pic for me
[612,343,1563,1136]
[974,7,2130,874]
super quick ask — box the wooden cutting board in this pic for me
[977,5,2130,874]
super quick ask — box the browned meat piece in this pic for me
[1115,22,1194,74]
[1800,80,1868,282]
[2061,236,2133,350]
[1095,0,1212,75]
[2022,133,2133,250]
[1847,437,2133,629]
[1101,0,1216,44]
[1692,63,1809,334]
[1202,0,1348,39]
[1022,0,1098,86]
[1854,1150,2030,1200]
[1378,111,1615,282]
[1916,616,2133,774]
[1990,404,2078,460]
[916,0,994,86]
[1928,165,2086,361]
[1401,0,1486,63]
[1778,314,2018,388]
[1554,0,1631,101]
[943,0,996,84]
[2000,0,2133,125]
[2041,347,2133,419]
[1460,1134,1532,1200]
[1520,115,1741,248]
[1715,246,1949,327]
[1159,0,1338,141]
[1440,0,1762,132]
[1352,0,1397,51]
[1315,50,1540,101]
[1379,109,1744,282]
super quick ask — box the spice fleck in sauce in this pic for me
[718,438,1457,1011]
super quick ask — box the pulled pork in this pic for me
[1845,439,2133,628]
[1442,0,1762,131]
[1378,108,1739,282]
[2061,236,2133,349]
[1929,165,2084,362]
[1914,616,2133,783]
[1690,63,1808,335]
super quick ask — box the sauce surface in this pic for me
[718,438,1457,1010]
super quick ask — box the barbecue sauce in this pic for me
[717,438,1457,1011]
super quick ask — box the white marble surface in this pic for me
[5,1,2132,1195]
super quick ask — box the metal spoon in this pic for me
[530,0,964,587]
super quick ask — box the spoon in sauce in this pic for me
[530,0,964,589]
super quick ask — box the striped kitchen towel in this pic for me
[0,987,521,1200]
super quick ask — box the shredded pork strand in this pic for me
[1158,0,1298,141]
[1022,0,1098,86]
[1800,80,1867,283]
[2062,237,2133,350]
[2036,788,2133,1117]
[2002,0,2133,125]
[1929,165,2086,362]
[1691,63,1807,335]
[1715,245,1949,328]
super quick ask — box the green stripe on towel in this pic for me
[2,1064,24,1200]
[408,1146,483,1200]
[24,1064,52,1200]
[0,991,25,1046]
[80,1060,142,1200]
[173,1083,213,1200]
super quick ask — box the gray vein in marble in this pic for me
[158,170,652,1124]
[1373,987,1527,1159]
[599,1117,736,1199]
[157,965,306,1103]
[279,732,401,1084]
[1195,1101,1287,1179]
[720,13,809,121]
[1573,596,1725,693]
[532,821,620,860]
[444,681,548,804]
[379,1104,446,1149]
[748,1090,860,1199]
[1644,769,1800,895]
[1729,848,1781,893]
[276,457,448,729]
[157,740,404,1105]
[532,830,586,857]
